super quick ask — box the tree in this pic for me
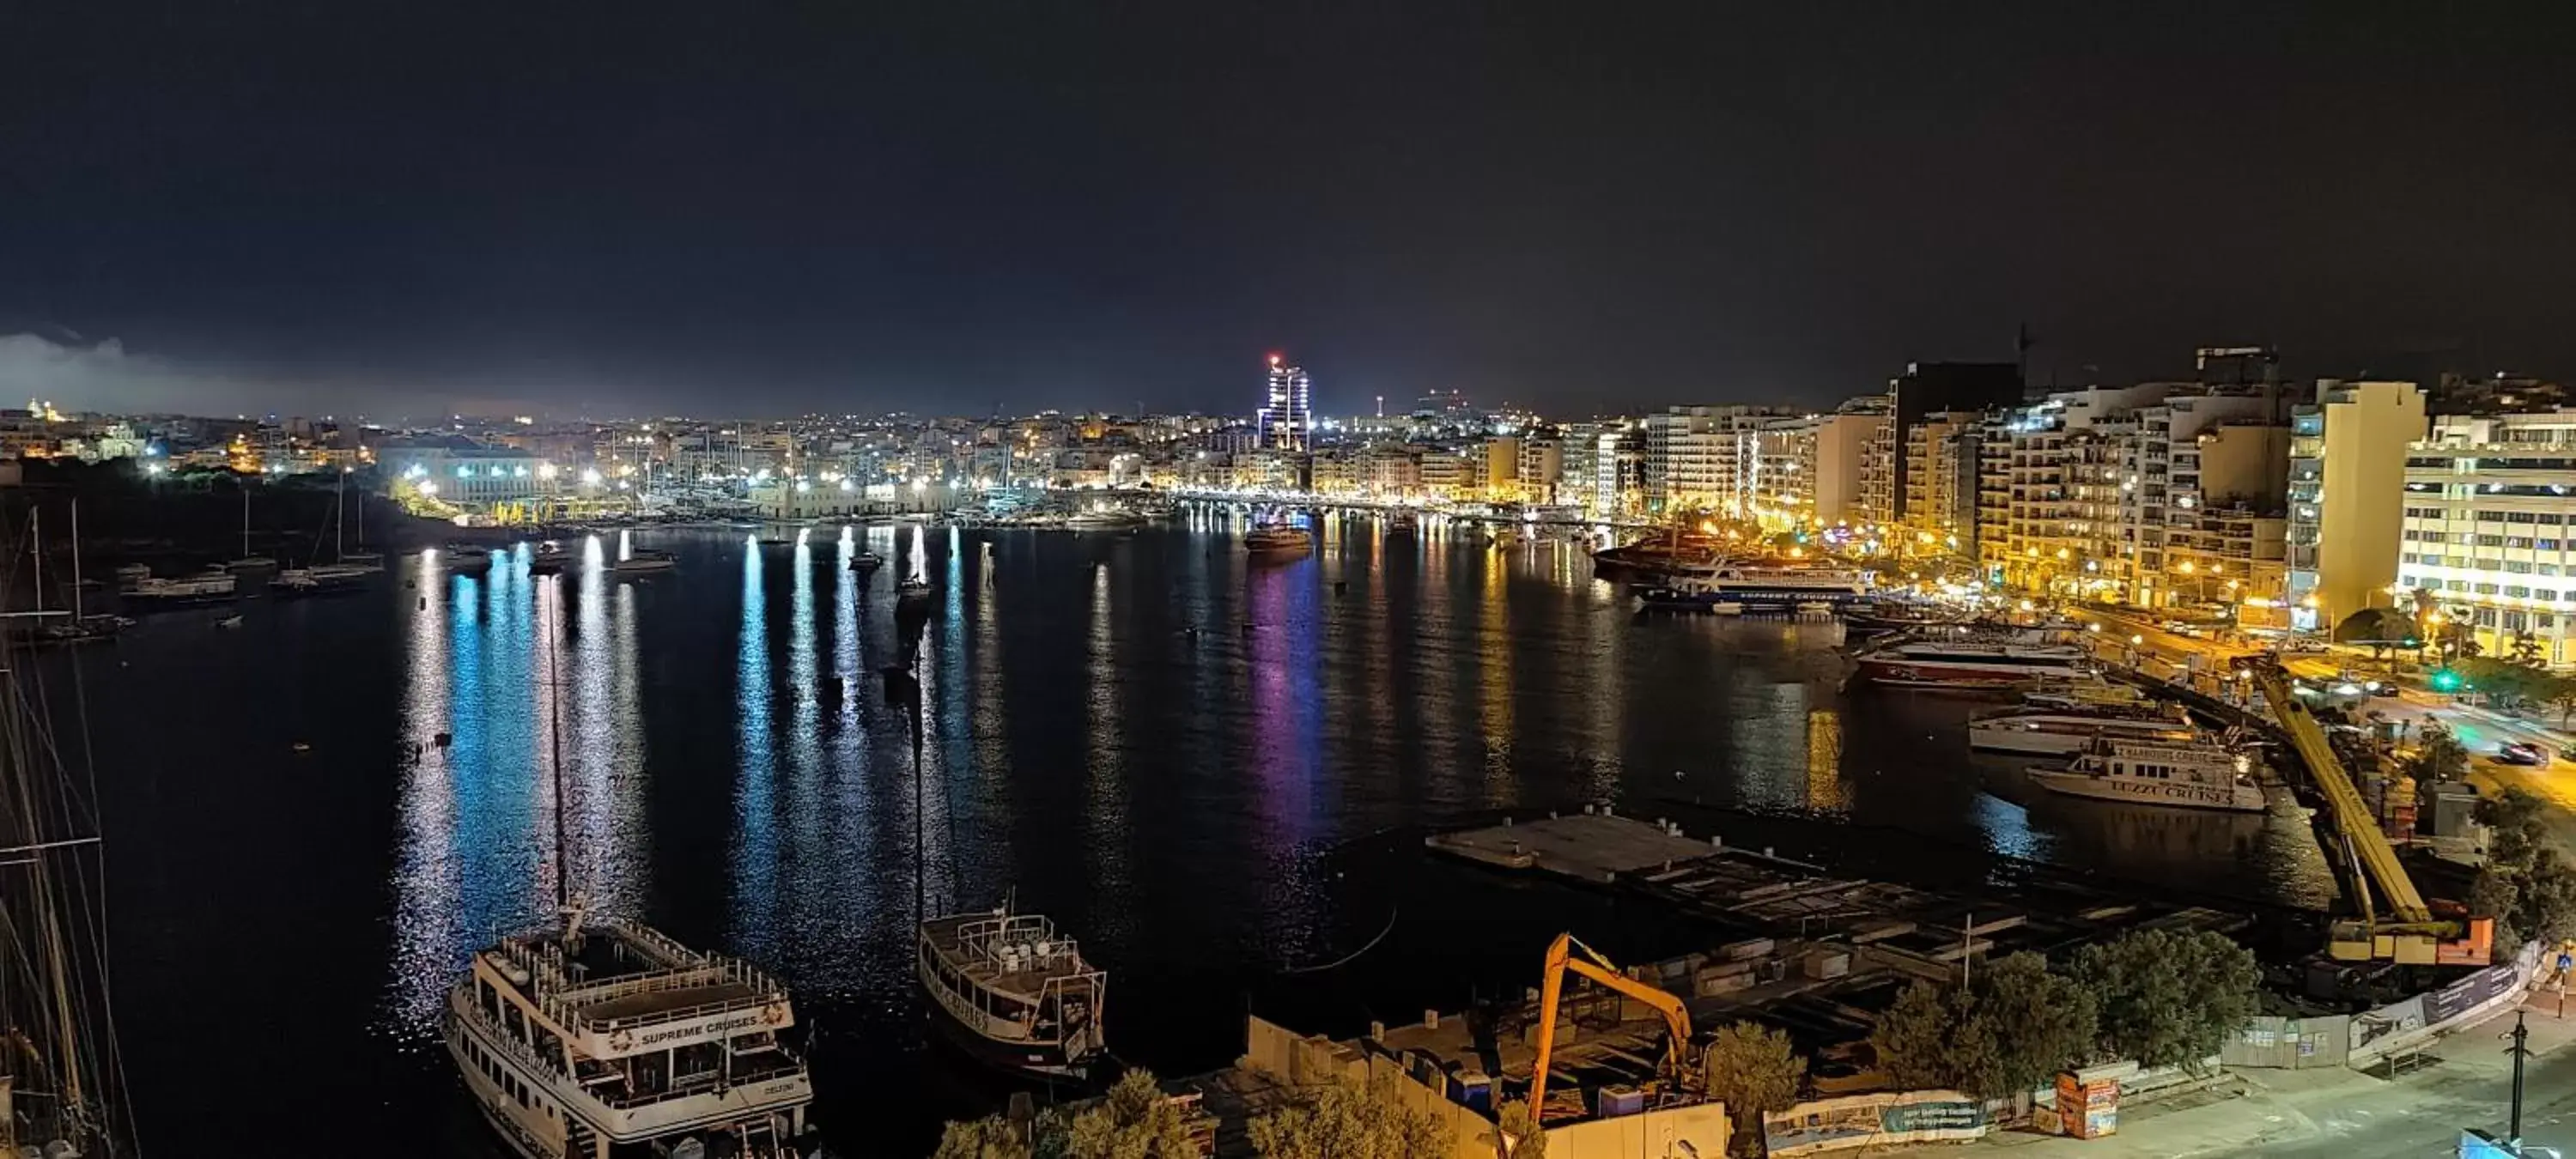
[1974,953,2099,1096]
[2513,630,2546,665]
[2471,787,2576,948]
[2405,725,2470,785]
[939,1071,1200,1159]
[1494,1100,1546,1159]
[1701,1022,1806,1157]
[1059,1069,1202,1159]
[934,1116,1036,1159]
[2480,786,2551,874]
[1248,1076,1454,1159]
[2068,929,2260,1071]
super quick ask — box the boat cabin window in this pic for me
[505,1003,528,1044]
[672,1041,723,1088]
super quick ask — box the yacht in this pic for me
[848,551,884,573]
[1243,524,1313,558]
[447,913,816,1159]
[1853,635,2091,689]
[2027,735,2269,812]
[1968,701,2197,755]
[918,904,1105,1080]
[121,569,239,607]
[271,563,375,598]
[611,549,678,577]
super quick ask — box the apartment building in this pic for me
[2287,380,2428,632]
[2400,410,2576,664]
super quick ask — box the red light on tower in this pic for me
[1267,353,1282,367]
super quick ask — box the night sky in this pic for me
[4,2,2572,418]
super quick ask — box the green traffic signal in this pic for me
[2430,669,2462,692]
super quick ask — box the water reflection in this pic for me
[384,542,647,1039]
[731,539,780,961]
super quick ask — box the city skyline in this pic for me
[8,3,2576,417]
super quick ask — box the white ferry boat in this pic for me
[1656,560,1874,598]
[1855,637,2091,689]
[2026,735,2268,812]
[1968,702,2197,755]
[2020,677,2152,712]
[445,914,815,1159]
[1243,524,1313,557]
[918,905,1105,1080]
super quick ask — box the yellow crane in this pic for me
[1528,932,1695,1121]
[2246,661,2492,964]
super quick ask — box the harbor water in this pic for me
[60,512,2334,1155]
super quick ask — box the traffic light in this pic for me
[2430,668,2463,693]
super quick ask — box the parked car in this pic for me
[2498,742,2549,766]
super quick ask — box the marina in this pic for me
[52,522,2343,1157]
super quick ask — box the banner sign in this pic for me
[588,1002,792,1058]
[1762,1090,1985,1156]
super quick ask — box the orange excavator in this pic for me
[1528,932,1697,1120]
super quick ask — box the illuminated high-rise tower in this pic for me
[1257,353,1312,452]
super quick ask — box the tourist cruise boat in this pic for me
[2026,735,2269,812]
[1854,635,2091,689]
[1968,701,2197,755]
[1243,524,1313,557]
[445,913,816,1159]
[918,904,1106,1080]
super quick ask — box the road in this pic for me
[2257,1002,2576,1158]
[2069,605,2576,850]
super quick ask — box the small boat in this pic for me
[30,614,132,646]
[1795,600,1834,616]
[611,549,678,576]
[2027,735,2269,812]
[1710,601,1746,616]
[896,576,934,603]
[437,545,494,573]
[528,550,568,577]
[756,536,795,547]
[1243,524,1313,558]
[215,614,244,629]
[850,551,885,573]
[919,901,1105,1079]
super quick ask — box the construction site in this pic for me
[1182,661,2538,1156]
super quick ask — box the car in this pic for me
[2498,742,2549,766]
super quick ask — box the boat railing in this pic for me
[458,998,806,1113]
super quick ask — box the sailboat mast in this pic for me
[70,500,82,621]
[545,590,570,914]
[29,507,40,616]
[242,484,251,559]
[334,469,345,560]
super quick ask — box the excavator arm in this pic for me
[1528,933,1693,1120]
